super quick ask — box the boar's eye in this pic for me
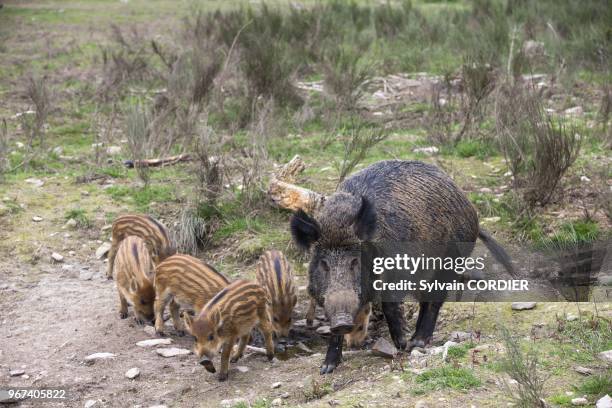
[140,299,147,305]
[273,317,279,323]
[319,259,330,273]
[208,334,214,341]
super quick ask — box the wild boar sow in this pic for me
[291,160,514,373]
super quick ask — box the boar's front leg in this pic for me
[320,335,343,374]
[409,301,444,349]
[382,301,407,350]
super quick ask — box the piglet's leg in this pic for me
[306,297,316,327]
[231,335,250,363]
[218,337,236,382]
[106,243,117,280]
[118,290,128,319]
[168,299,184,336]
[257,304,275,361]
[154,293,170,336]
[320,335,343,374]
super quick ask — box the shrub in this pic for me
[335,120,388,183]
[23,74,51,149]
[125,102,153,185]
[495,83,581,208]
[0,119,8,178]
[498,326,548,408]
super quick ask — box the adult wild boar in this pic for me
[291,160,514,374]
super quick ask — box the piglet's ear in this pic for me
[129,280,139,294]
[290,210,320,251]
[353,196,376,241]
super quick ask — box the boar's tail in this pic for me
[478,229,517,276]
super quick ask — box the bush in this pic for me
[0,119,8,178]
[125,102,153,185]
[23,74,51,149]
[335,120,388,183]
[495,83,581,208]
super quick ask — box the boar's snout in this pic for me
[325,289,359,335]
[330,312,354,334]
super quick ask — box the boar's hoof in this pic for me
[267,353,274,362]
[394,336,408,351]
[306,318,313,327]
[320,362,338,375]
[200,358,216,373]
[408,338,427,350]
[176,330,185,337]
[134,318,145,325]
[230,353,243,363]
[218,372,228,382]
[119,311,128,319]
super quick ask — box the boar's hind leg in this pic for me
[409,302,444,349]
[118,290,128,319]
[320,335,343,374]
[231,335,249,363]
[382,302,407,350]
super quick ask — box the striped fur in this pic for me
[154,254,229,335]
[255,250,297,337]
[183,279,274,381]
[106,213,175,279]
[114,236,155,323]
[345,303,371,348]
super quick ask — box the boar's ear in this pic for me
[353,196,376,241]
[290,209,320,251]
[129,280,139,294]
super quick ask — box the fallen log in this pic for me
[267,155,325,214]
[123,153,191,168]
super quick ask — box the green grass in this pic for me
[575,374,612,398]
[407,366,481,395]
[64,208,92,228]
[453,138,497,159]
[105,184,174,212]
[548,394,572,406]
[446,342,475,360]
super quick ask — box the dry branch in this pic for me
[267,155,325,214]
[123,153,192,168]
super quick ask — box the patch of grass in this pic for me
[453,138,497,159]
[213,216,265,242]
[303,378,333,402]
[558,317,612,362]
[64,208,92,228]
[105,185,174,212]
[446,342,475,360]
[407,366,481,395]
[575,374,612,398]
[548,394,572,406]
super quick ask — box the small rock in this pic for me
[511,302,536,311]
[482,216,501,223]
[296,342,313,354]
[220,398,247,408]
[137,338,172,347]
[52,146,63,155]
[479,187,492,193]
[106,146,122,155]
[566,314,578,321]
[429,346,445,356]
[574,366,593,376]
[25,178,44,187]
[155,347,191,358]
[504,171,512,177]
[271,398,282,406]
[271,381,282,389]
[32,216,43,222]
[84,400,97,408]
[413,146,439,155]
[449,331,472,343]
[236,366,249,373]
[51,252,64,263]
[415,400,429,408]
[522,40,545,58]
[95,242,112,260]
[564,106,584,117]
[65,218,78,229]
[316,325,331,335]
[580,175,591,183]
[143,326,156,336]
[9,369,25,377]
[79,269,94,281]
[125,367,140,379]
[372,337,397,358]
[281,392,290,399]
[84,352,116,362]
[598,350,612,364]
[571,397,588,406]
[596,395,612,408]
